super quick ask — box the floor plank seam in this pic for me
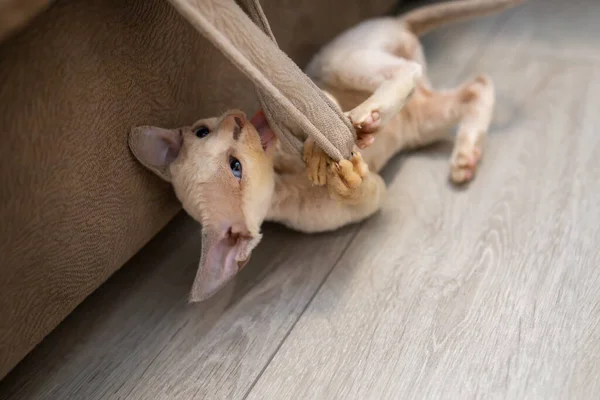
[240,225,364,400]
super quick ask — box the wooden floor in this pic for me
[3,0,600,398]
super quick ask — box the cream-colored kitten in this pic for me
[130,0,524,301]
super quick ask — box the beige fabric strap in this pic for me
[167,0,356,161]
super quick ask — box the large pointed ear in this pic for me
[129,125,183,182]
[189,225,262,302]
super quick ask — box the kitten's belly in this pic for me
[360,115,406,173]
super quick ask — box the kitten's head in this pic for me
[130,110,277,301]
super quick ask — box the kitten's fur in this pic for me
[129,0,524,301]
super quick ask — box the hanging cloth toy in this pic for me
[167,0,357,162]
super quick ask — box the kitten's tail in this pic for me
[400,0,524,37]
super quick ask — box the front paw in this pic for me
[327,151,369,203]
[303,137,329,186]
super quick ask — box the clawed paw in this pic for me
[303,138,370,202]
[303,137,330,186]
[327,151,369,202]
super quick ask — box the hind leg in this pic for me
[448,75,495,183]
[402,75,495,183]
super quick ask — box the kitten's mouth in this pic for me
[250,110,276,151]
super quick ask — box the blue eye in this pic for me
[194,126,210,138]
[230,156,242,179]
